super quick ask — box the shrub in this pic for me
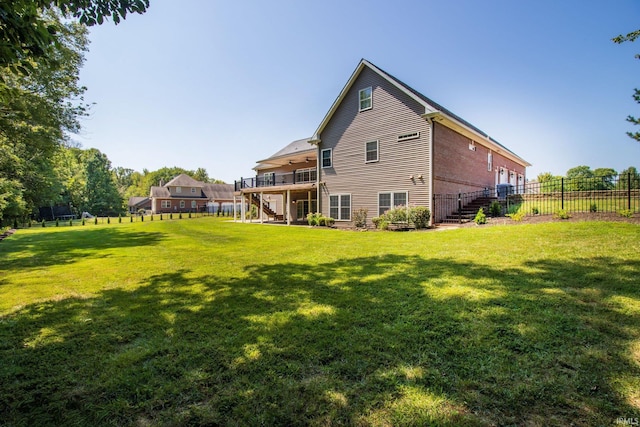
[118,214,122,223]
[589,203,597,213]
[55,219,59,227]
[141,215,144,222]
[507,210,525,222]
[160,214,163,220]
[150,214,154,221]
[307,212,320,226]
[130,215,133,222]
[179,213,182,219]
[170,213,173,220]
[95,217,98,225]
[489,201,502,217]
[107,217,111,224]
[82,218,85,226]
[531,206,539,215]
[412,206,431,229]
[555,209,571,220]
[188,212,191,218]
[507,204,521,215]
[353,208,368,228]
[324,217,335,227]
[618,209,633,218]
[42,219,45,227]
[69,219,73,226]
[474,208,487,225]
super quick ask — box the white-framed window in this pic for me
[180,200,185,208]
[191,201,197,209]
[359,87,372,111]
[161,200,171,208]
[329,194,351,221]
[365,140,379,163]
[191,187,196,194]
[263,172,275,185]
[487,152,493,172]
[378,191,408,216]
[321,148,332,168]
[176,186,182,193]
[295,167,317,183]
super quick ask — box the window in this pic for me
[263,172,275,186]
[329,194,351,221]
[359,87,372,111]
[321,148,332,168]
[487,152,493,172]
[176,186,182,193]
[296,200,317,218]
[191,187,196,194]
[295,167,317,183]
[365,140,379,163]
[378,192,408,216]
[191,201,197,209]
[161,200,171,208]
[180,200,185,208]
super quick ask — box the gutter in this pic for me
[426,116,435,227]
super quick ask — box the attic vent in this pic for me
[469,142,476,151]
[397,132,420,142]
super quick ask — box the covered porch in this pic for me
[233,182,318,225]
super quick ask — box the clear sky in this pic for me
[75,0,640,183]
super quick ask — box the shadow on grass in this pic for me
[1,255,638,426]
[0,227,167,272]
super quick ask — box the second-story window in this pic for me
[176,186,182,193]
[365,140,379,163]
[359,87,372,111]
[321,148,332,168]
[191,187,196,194]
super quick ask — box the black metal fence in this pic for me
[433,173,640,223]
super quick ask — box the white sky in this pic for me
[75,0,640,183]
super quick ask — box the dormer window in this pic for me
[191,187,196,194]
[176,186,182,193]
[359,87,372,111]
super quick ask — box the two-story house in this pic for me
[235,59,530,226]
[150,174,235,214]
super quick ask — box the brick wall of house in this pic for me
[433,122,526,195]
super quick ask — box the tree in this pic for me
[618,166,640,189]
[593,167,618,190]
[0,0,149,77]
[566,166,595,191]
[613,29,640,142]
[81,149,122,215]
[0,14,89,221]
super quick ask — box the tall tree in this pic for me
[613,29,640,142]
[0,14,88,221]
[81,148,122,215]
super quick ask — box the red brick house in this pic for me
[235,59,530,226]
[150,174,235,214]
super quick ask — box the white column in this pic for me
[260,192,264,224]
[241,194,246,223]
[286,189,291,225]
[308,191,312,214]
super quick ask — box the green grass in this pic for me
[1,218,639,426]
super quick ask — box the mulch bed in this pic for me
[0,228,16,242]
[451,212,640,228]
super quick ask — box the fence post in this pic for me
[629,172,632,210]
[561,178,564,210]
[458,193,462,223]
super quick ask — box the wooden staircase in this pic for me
[440,196,499,224]
[250,194,283,221]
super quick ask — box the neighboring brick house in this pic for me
[235,59,530,226]
[150,174,235,214]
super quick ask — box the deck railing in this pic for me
[235,168,317,191]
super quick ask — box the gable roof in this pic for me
[312,59,530,167]
[202,183,235,201]
[164,173,204,188]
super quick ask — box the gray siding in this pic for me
[319,67,431,225]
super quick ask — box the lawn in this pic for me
[1,218,639,426]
